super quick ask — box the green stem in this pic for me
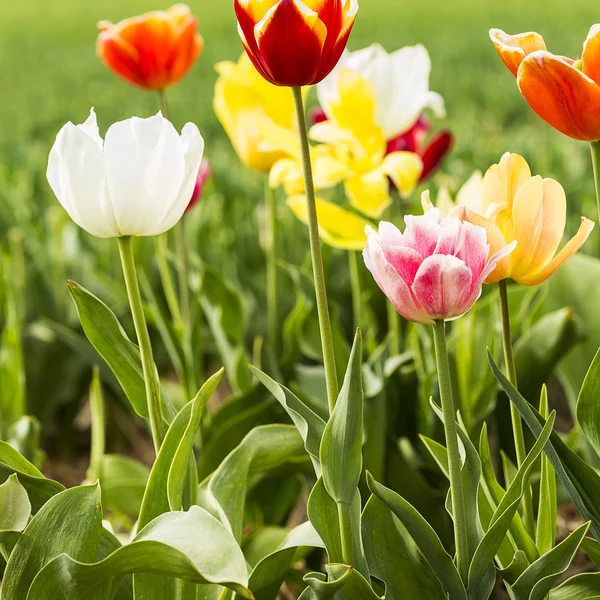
[292,86,339,413]
[86,366,105,483]
[499,279,535,536]
[432,320,469,581]
[158,89,170,120]
[337,502,357,567]
[265,177,279,351]
[348,250,362,332]
[118,236,164,451]
[589,141,600,227]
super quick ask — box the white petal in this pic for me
[47,120,117,238]
[78,108,104,149]
[103,113,186,236]
[155,122,205,234]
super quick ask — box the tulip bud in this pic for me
[234,0,358,87]
[47,110,204,238]
[97,4,203,91]
[363,209,515,324]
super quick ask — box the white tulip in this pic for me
[317,43,445,140]
[47,109,204,238]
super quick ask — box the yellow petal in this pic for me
[456,170,483,212]
[515,217,595,286]
[287,195,373,250]
[345,171,391,218]
[481,152,531,216]
[269,158,304,194]
[421,190,435,212]
[380,151,423,199]
[510,176,566,280]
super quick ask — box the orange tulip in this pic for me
[490,26,600,142]
[446,153,594,286]
[234,0,358,87]
[97,5,203,91]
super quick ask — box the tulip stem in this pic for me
[265,177,279,352]
[498,279,535,536]
[590,142,600,228]
[118,236,165,451]
[292,86,339,414]
[349,250,362,332]
[432,320,469,582]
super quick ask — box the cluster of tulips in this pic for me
[5,0,600,599]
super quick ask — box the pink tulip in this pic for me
[364,209,515,324]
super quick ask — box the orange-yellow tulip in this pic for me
[97,5,203,91]
[440,153,595,285]
[490,26,600,142]
[234,0,358,87]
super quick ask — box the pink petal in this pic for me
[403,209,441,258]
[377,221,406,245]
[363,238,430,324]
[433,216,461,255]
[455,221,488,281]
[411,254,473,320]
[381,244,423,285]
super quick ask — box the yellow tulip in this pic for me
[271,69,422,218]
[451,152,594,285]
[213,53,299,173]
[286,195,372,250]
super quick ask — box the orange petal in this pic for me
[515,218,595,286]
[510,176,566,279]
[489,28,547,77]
[582,24,600,87]
[518,51,600,142]
[255,0,327,86]
[454,206,512,283]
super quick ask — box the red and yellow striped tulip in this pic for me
[234,0,358,87]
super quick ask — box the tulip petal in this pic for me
[456,170,483,213]
[345,171,391,218]
[516,218,595,286]
[455,220,489,282]
[510,176,566,280]
[47,112,118,238]
[157,122,205,234]
[411,254,473,320]
[453,206,511,284]
[582,24,600,86]
[103,113,186,236]
[255,0,327,86]
[481,152,531,216]
[287,195,372,249]
[380,243,423,286]
[517,51,600,142]
[489,28,547,77]
[380,151,423,199]
[418,130,453,181]
[403,209,442,258]
[364,236,431,324]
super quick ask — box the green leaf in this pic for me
[307,477,343,564]
[27,506,252,599]
[99,454,149,518]
[511,522,590,600]
[249,365,326,475]
[514,307,584,402]
[468,412,555,597]
[488,350,600,541]
[320,330,363,505]
[204,424,307,542]
[366,472,467,600]
[577,346,600,460]
[245,521,325,600]
[68,281,149,418]
[537,387,557,555]
[362,495,447,600]
[0,441,64,513]
[0,473,30,533]
[167,369,224,511]
[303,564,382,599]
[2,483,102,599]
[549,572,600,600]
[582,536,600,567]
